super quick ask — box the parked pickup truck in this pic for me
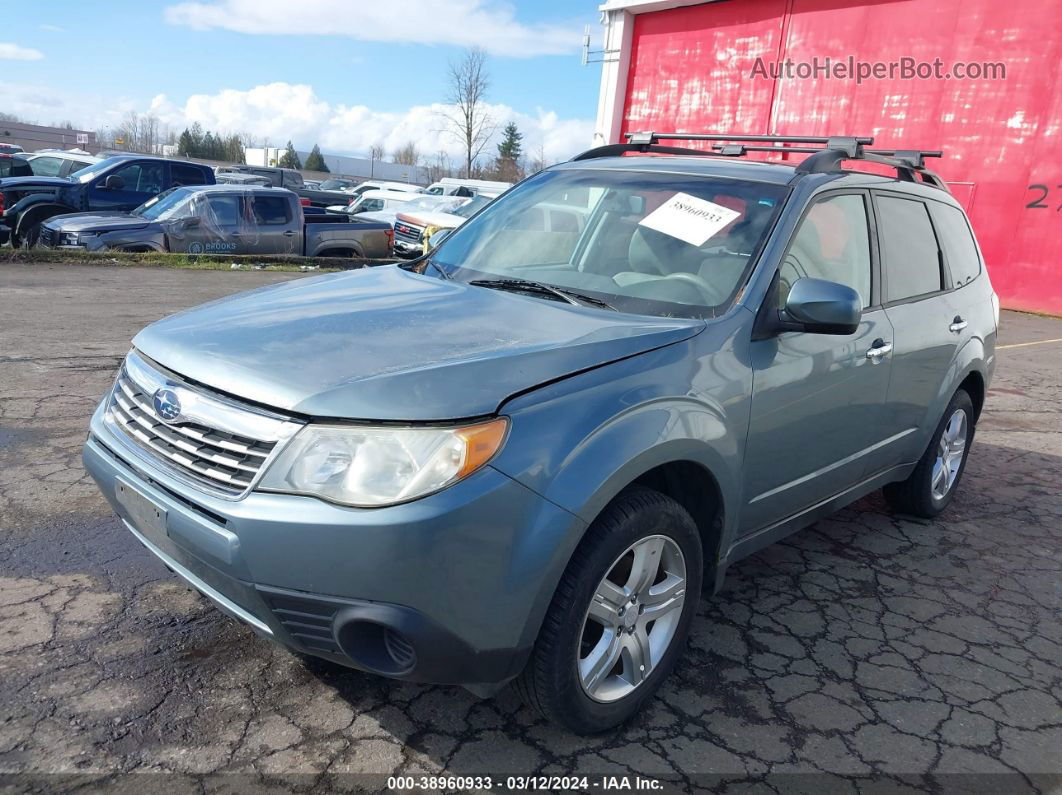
[0,154,215,248]
[37,185,393,259]
[217,165,353,208]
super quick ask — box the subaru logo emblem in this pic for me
[152,388,182,422]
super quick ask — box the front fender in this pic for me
[14,201,76,233]
[493,338,747,651]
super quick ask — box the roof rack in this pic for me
[571,132,948,191]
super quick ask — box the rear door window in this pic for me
[928,202,981,288]
[876,195,944,302]
[171,163,209,187]
[251,195,291,225]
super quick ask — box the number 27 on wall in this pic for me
[1025,184,1062,210]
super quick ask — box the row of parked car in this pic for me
[0,146,507,259]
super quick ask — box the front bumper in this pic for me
[84,403,583,692]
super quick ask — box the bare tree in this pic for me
[440,47,496,178]
[428,150,452,183]
[392,141,420,167]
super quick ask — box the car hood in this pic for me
[0,175,72,190]
[353,209,399,225]
[397,210,466,228]
[43,212,151,233]
[133,265,703,421]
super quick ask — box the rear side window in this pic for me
[877,196,943,302]
[171,164,208,187]
[929,203,981,287]
[779,193,872,308]
[252,195,291,225]
[29,157,63,177]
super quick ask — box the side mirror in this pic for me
[783,278,861,335]
[429,228,452,248]
[102,174,125,191]
[182,216,201,228]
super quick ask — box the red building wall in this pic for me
[619,0,1062,315]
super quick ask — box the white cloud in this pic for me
[0,80,593,164]
[39,24,66,33]
[149,82,594,163]
[164,0,579,57]
[0,43,43,60]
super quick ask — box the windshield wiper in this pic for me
[469,278,615,310]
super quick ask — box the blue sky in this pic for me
[2,0,605,161]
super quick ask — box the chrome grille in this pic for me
[394,220,423,245]
[38,226,57,248]
[104,351,300,498]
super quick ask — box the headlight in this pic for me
[59,231,81,246]
[258,418,508,507]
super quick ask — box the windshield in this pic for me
[132,187,196,220]
[451,196,491,218]
[404,196,469,213]
[320,179,353,191]
[73,156,132,183]
[430,169,787,318]
[68,161,97,178]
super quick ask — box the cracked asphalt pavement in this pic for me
[1,263,1060,792]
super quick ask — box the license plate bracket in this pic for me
[115,477,168,545]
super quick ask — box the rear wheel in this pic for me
[516,487,702,734]
[884,389,975,518]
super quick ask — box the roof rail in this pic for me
[569,131,948,192]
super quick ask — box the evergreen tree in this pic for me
[304,144,329,172]
[188,122,204,156]
[494,122,523,182]
[497,122,522,160]
[278,140,302,169]
[177,128,194,156]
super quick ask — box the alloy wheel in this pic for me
[931,408,968,500]
[577,535,687,703]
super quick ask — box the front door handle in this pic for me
[866,339,893,361]
[949,316,968,333]
[283,230,296,237]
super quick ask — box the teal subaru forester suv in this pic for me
[84,133,996,733]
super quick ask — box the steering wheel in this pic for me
[661,272,727,305]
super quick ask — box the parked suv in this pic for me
[83,133,996,734]
[0,154,214,247]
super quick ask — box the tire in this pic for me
[884,389,975,518]
[19,222,41,249]
[515,486,702,734]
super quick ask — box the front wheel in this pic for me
[884,389,975,518]
[19,222,41,249]
[515,487,702,734]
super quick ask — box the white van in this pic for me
[345,181,423,198]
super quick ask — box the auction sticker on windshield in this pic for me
[638,192,741,246]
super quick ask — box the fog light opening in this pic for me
[335,619,417,675]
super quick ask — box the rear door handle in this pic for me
[866,339,893,361]
[949,316,968,333]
